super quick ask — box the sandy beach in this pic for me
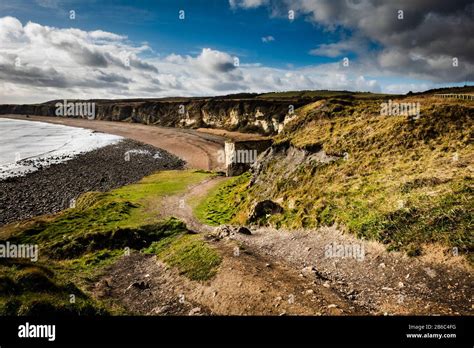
[0,115,241,225]
[1,115,228,171]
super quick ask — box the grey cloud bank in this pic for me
[0,0,472,103]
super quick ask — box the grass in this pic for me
[0,170,218,314]
[5,170,212,258]
[194,96,474,261]
[144,233,221,281]
[194,173,251,226]
[257,90,396,100]
[0,259,109,315]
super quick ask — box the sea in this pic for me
[0,118,123,179]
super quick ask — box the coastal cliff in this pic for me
[0,95,313,135]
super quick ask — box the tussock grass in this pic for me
[144,233,221,281]
[0,170,216,314]
[195,97,473,261]
[0,260,108,315]
[194,173,251,226]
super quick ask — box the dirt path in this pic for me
[95,175,472,316]
[1,115,226,171]
[94,244,362,315]
[159,175,228,233]
[92,176,365,315]
[234,227,473,315]
[8,114,468,315]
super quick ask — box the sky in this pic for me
[0,0,473,103]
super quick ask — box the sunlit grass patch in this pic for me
[194,172,251,226]
[144,233,221,281]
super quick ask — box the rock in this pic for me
[301,266,315,277]
[327,304,337,309]
[126,280,150,291]
[189,307,201,316]
[207,225,252,239]
[313,268,330,281]
[237,226,252,235]
[424,268,437,278]
[323,281,330,288]
[206,225,233,240]
[305,289,314,295]
[152,305,170,315]
[379,263,386,268]
[248,200,283,223]
[95,279,111,297]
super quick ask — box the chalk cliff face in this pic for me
[0,96,312,135]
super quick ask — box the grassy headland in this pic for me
[0,170,222,315]
[196,95,473,262]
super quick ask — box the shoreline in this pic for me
[0,115,229,171]
[0,118,124,180]
[0,139,185,226]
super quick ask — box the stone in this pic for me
[248,200,283,223]
[189,307,201,316]
[237,226,252,235]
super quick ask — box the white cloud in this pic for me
[229,0,268,9]
[0,16,439,104]
[88,30,127,41]
[244,0,474,83]
[261,36,275,43]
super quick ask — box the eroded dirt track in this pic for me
[96,176,472,316]
[8,115,469,316]
[91,176,365,315]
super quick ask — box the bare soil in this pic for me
[234,226,473,315]
[92,176,364,315]
[92,175,472,316]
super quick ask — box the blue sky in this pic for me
[3,0,342,67]
[0,0,472,102]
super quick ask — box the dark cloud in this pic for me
[129,58,159,73]
[53,40,109,67]
[242,0,474,82]
[95,70,132,84]
[0,60,69,87]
